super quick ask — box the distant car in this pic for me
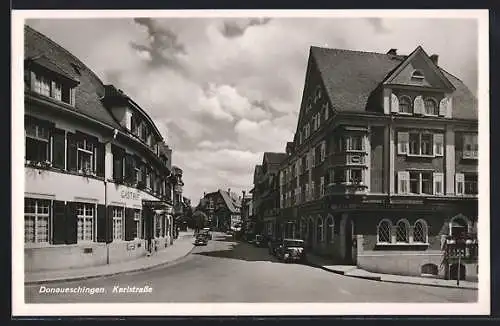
[194,235,208,246]
[200,228,212,240]
[276,239,306,263]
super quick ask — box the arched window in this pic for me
[326,215,334,244]
[398,96,412,114]
[413,219,428,243]
[316,216,324,243]
[424,98,438,115]
[396,219,410,243]
[377,219,392,244]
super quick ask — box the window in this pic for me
[32,72,73,105]
[326,215,334,244]
[76,203,94,242]
[411,70,425,80]
[314,87,322,102]
[77,138,94,173]
[24,198,50,244]
[433,134,444,157]
[112,207,124,240]
[399,96,412,114]
[398,171,410,194]
[348,135,363,151]
[409,172,420,194]
[421,134,433,155]
[421,172,433,194]
[323,103,329,121]
[464,173,478,195]
[316,216,324,243]
[320,141,326,162]
[377,220,392,243]
[424,98,438,116]
[408,171,433,195]
[25,119,50,163]
[409,132,434,156]
[133,210,141,239]
[350,169,362,184]
[463,134,478,159]
[396,220,409,243]
[413,220,428,243]
[320,176,325,197]
[397,132,409,155]
[434,173,444,195]
[455,173,465,195]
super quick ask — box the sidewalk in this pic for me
[307,254,478,290]
[25,231,195,285]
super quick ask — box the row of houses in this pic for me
[23,25,189,272]
[249,46,478,281]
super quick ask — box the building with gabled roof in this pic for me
[23,25,179,273]
[272,46,478,281]
[201,188,242,231]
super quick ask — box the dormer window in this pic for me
[26,57,77,106]
[314,87,322,103]
[411,70,425,81]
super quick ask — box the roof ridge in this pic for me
[310,45,406,58]
[24,25,104,88]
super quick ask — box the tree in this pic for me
[192,210,208,233]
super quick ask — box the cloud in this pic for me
[131,18,187,71]
[25,17,478,202]
[365,18,390,34]
[220,18,272,38]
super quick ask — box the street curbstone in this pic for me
[25,241,196,286]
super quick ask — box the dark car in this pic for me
[268,238,283,256]
[194,235,208,246]
[276,239,306,263]
[253,235,267,247]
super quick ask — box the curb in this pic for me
[25,241,196,286]
[309,262,477,290]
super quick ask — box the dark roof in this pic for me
[26,55,79,83]
[263,152,287,165]
[24,25,121,129]
[310,46,477,120]
[219,190,241,213]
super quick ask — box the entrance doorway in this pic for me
[344,217,356,265]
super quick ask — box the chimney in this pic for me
[243,190,246,198]
[387,48,397,56]
[203,192,206,197]
[430,54,439,65]
[228,188,231,194]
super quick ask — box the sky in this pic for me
[25,15,478,205]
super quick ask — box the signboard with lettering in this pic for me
[120,190,140,201]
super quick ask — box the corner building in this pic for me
[24,26,177,272]
[273,46,478,280]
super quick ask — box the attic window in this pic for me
[411,70,425,81]
[70,63,81,75]
[314,87,322,103]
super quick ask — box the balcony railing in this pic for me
[325,182,368,196]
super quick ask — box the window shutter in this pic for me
[96,204,106,242]
[455,173,465,195]
[124,154,135,183]
[414,96,424,115]
[433,134,444,157]
[397,171,409,194]
[439,97,448,116]
[52,200,66,245]
[52,129,65,169]
[446,97,453,118]
[391,93,399,113]
[96,142,105,177]
[106,206,114,243]
[397,132,409,155]
[125,208,135,241]
[325,104,329,120]
[66,133,77,172]
[433,172,444,195]
[65,201,77,244]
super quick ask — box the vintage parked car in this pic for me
[200,228,212,240]
[275,239,306,263]
[194,234,209,246]
[268,238,283,256]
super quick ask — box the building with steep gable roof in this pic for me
[269,46,478,280]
